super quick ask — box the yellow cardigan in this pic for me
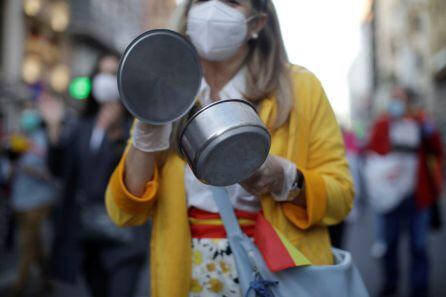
[105,66,354,297]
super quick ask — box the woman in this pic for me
[106,1,354,296]
[366,87,443,297]
[9,105,57,297]
[41,54,148,297]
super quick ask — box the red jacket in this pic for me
[366,113,443,209]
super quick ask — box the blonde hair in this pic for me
[174,0,294,128]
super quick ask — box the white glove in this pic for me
[271,156,298,202]
[132,120,173,152]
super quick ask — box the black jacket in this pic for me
[49,115,149,283]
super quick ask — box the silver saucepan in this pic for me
[179,99,271,186]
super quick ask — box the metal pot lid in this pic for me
[118,29,202,125]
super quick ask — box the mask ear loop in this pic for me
[245,14,259,23]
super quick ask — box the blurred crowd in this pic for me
[331,86,444,297]
[1,53,150,297]
[1,67,444,297]
[0,1,444,297]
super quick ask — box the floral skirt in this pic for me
[190,238,242,297]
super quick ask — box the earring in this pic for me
[252,33,259,40]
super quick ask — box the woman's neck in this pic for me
[201,46,249,100]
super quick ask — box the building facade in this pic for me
[350,0,446,141]
[373,0,433,111]
[0,0,168,131]
[348,0,376,136]
[429,0,446,137]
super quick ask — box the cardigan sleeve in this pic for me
[105,123,160,227]
[283,73,354,228]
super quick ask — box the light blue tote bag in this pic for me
[210,187,369,297]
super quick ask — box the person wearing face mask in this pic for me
[9,105,57,297]
[40,54,149,297]
[366,87,443,297]
[106,1,354,296]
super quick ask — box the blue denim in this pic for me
[382,196,430,292]
[11,130,57,212]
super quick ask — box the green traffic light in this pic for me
[69,77,91,100]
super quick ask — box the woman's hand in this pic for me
[132,120,172,153]
[240,155,285,197]
[240,155,307,208]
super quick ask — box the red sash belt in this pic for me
[189,207,258,238]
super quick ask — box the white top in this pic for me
[185,69,297,213]
[90,127,105,152]
[389,118,420,194]
[390,118,421,149]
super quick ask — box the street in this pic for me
[346,200,446,297]
[1,0,446,297]
[1,199,445,297]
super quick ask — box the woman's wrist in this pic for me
[289,170,306,208]
[284,169,306,205]
[270,158,303,202]
[124,145,156,197]
[290,169,305,197]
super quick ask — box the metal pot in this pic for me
[179,99,271,186]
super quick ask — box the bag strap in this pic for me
[209,186,245,239]
[210,186,278,297]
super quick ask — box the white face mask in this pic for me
[186,0,254,61]
[92,73,120,103]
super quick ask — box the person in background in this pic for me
[106,1,354,296]
[0,111,13,253]
[9,104,57,297]
[1,129,30,254]
[40,54,148,297]
[366,87,443,297]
